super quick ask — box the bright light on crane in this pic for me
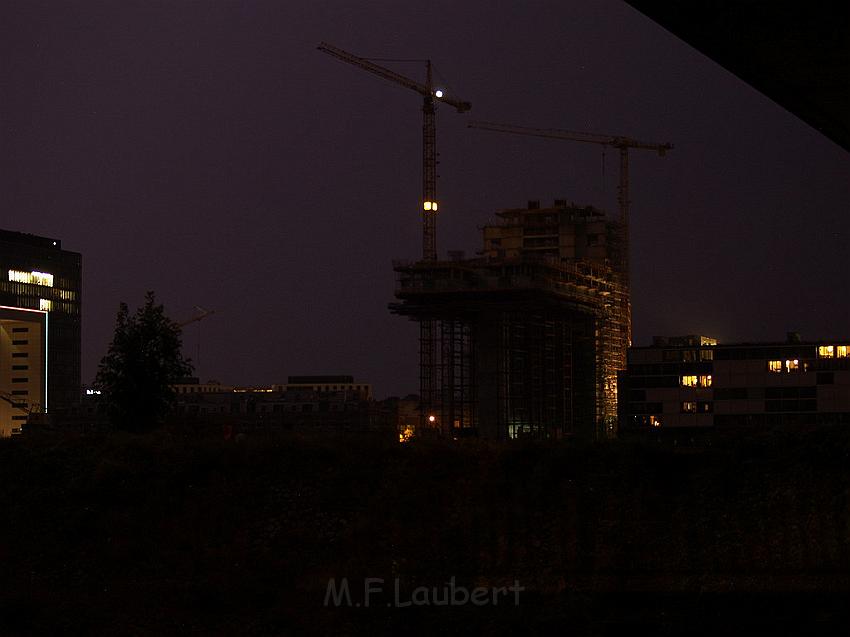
[316,42,470,262]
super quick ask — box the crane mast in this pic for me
[319,42,470,432]
[468,120,673,346]
[178,306,215,377]
[318,42,470,261]
[422,62,437,260]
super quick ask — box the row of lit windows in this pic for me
[636,394,825,418]
[818,345,849,358]
[680,374,712,387]
[768,359,802,373]
[0,282,77,300]
[633,384,827,404]
[175,385,223,394]
[682,401,712,413]
[0,293,75,314]
[680,399,818,414]
[8,270,53,287]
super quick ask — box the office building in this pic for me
[0,229,82,432]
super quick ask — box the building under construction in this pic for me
[391,199,629,440]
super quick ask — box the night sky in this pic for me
[2,1,848,398]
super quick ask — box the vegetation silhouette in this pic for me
[96,291,192,431]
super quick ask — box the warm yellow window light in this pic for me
[768,360,782,373]
[700,375,712,387]
[785,359,799,372]
[8,270,54,287]
[837,345,848,358]
[423,201,438,211]
[39,299,52,311]
[818,345,834,358]
[681,375,698,387]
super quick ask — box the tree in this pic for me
[96,291,193,431]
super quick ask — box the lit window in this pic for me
[649,415,661,428]
[768,360,782,373]
[8,270,54,287]
[399,425,415,443]
[700,349,714,361]
[39,299,52,311]
[818,345,834,358]
[785,359,800,372]
[699,374,713,387]
[680,375,698,387]
[682,401,697,413]
[423,201,438,211]
[837,345,848,358]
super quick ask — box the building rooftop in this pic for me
[0,229,62,250]
[636,334,848,349]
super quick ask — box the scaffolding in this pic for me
[391,249,628,439]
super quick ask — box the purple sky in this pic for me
[2,1,848,398]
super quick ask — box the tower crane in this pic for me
[178,306,215,377]
[178,306,215,328]
[317,42,471,261]
[467,120,673,345]
[318,43,471,432]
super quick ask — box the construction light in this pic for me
[428,415,436,423]
[435,90,444,98]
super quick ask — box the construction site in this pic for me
[391,200,629,439]
[319,44,670,440]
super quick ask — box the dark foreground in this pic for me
[1,425,848,635]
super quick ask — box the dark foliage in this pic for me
[1,427,848,634]
[95,291,192,431]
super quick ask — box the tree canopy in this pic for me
[96,291,192,430]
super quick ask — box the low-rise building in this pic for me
[168,375,388,434]
[619,334,850,434]
[275,375,372,400]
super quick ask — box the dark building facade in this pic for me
[619,334,850,434]
[164,376,391,436]
[0,230,82,412]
